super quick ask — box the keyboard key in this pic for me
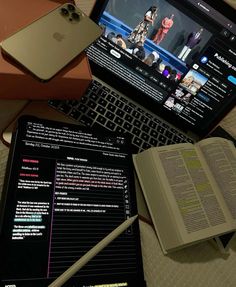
[116,109,125,118]
[102,86,111,93]
[98,89,108,97]
[132,110,141,119]
[123,122,132,131]
[111,91,121,98]
[158,135,167,143]
[187,138,194,143]
[145,112,153,119]
[173,135,182,143]
[142,142,151,150]
[97,115,106,125]
[68,108,81,120]
[115,126,125,133]
[133,119,141,127]
[167,139,174,145]
[98,98,108,106]
[78,104,88,113]
[48,100,61,108]
[142,124,150,133]
[89,84,100,93]
[138,107,145,114]
[156,126,165,133]
[87,100,97,109]
[141,132,149,141]
[165,130,174,139]
[124,114,133,122]
[105,111,115,120]
[106,121,116,131]
[80,97,88,104]
[129,102,136,108]
[67,100,80,106]
[107,103,116,112]
[124,105,132,113]
[154,118,162,124]
[58,103,71,114]
[149,138,158,146]
[133,137,142,147]
[114,116,123,125]
[150,130,158,138]
[132,127,141,136]
[96,106,106,115]
[87,110,97,119]
[149,121,157,129]
[162,122,169,128]
[79,115,93,126]
[170,127,178,133]
[115,100,124,108]
[107,94,116,103]
[140,115,149,124]
[90,92,99,101]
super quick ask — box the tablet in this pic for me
[0,116,146,287]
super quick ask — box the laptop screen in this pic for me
[0,116,145,287]
[87,0,236,136]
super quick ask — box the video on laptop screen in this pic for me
[0,116,145,287]
[87,0,236,134]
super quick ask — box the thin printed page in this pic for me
[219,106,236,138]
[133,150,183,253]
[196,137,236,224]
[152,143,233,244]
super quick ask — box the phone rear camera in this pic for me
[67,4,75,11]
[61,7,69,16]
[72,12,80,21]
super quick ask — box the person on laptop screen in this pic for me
[128,5,158,44]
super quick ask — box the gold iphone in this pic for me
[0,3,102,81]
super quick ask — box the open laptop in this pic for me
[45,0,235,152]
[2,0,236,152]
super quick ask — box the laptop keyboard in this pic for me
[48,79,194,152]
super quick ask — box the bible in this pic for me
[133,137,236,254]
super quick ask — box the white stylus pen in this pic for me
[48,215,138,287]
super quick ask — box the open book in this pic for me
[133,137,236,254]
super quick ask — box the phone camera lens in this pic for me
[61,8,69,16]
[72,12,80,21]
[67,4,75,11]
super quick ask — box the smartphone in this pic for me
[0,3,102,81]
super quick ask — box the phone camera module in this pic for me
[61,7,69,16]
[67,4,75,11]
[71,12,80,21]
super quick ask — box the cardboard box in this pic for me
[0,0,92,99]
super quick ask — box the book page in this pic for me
[197,137,236,221]
[152,143,233,243]
[133,151,182,253]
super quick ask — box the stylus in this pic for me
[48,214,138,287]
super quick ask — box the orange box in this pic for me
[0,0,92,99]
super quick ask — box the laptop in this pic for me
[45,0,236,152]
